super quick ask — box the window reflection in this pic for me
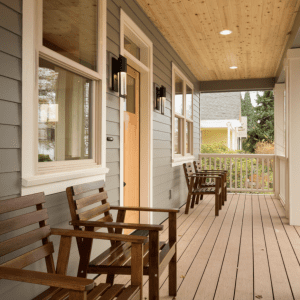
[38,58,92,162]
[186,85,193,119]
[43,0,98,71]
[175,75,183,115]
[175,117,181,154]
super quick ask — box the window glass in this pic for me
[124,36,140,61]
[175,75,183,115]
[38,58,92,162]
[186,85,193,119]
[125,74,135,114]
[175,117,181,154]
[43,0,98,71]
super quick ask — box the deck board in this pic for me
[95,194,300,300]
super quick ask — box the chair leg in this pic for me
[200,195,203,200]
[191,195,196,208]
[195,195,200,204]
[185,193,192,214]
[215,194,219,216]
[69,291,87,300]
[106,274,115,285]
[169,212,177,297]
[149,231,160,300]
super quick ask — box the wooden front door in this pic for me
[124,66,140,231]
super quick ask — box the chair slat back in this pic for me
[183,163,194,187]
[0,193,55,272]
[67,180,114,228]
[193,161,201,173]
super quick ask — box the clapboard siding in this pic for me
[0,0,22,209]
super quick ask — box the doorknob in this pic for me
[123,182,126,187]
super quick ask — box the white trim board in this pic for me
[120,10,154,224]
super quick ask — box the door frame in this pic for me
[120,10,153,224]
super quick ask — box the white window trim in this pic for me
[22,0,108,195]
[120,10,154,224]
[172,63,195,167]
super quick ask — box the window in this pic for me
[172,63,194,165]
[22,0,107,195]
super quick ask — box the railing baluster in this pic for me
[251,159,253,191]
[256,158,259,192]
[245,158,248,189]
[204,157,207,170]
[230,158,232,189]
[240,157,243,190]
[235,157,237,190]
[262,158,264,191]
[267,158,270,191]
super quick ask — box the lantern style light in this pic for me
[160,85,166,115]
[111,55,127,98]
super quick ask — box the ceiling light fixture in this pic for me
[230,66,238,69]
[220,29,232,35]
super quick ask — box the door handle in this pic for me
[123,182,126,187]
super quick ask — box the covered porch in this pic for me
[113,194,300,299]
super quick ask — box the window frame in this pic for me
[172,63,194,167]
[22,0,108,195]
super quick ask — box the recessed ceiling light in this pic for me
[220,29,232,35]
[230,66,238,69]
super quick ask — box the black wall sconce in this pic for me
[110,53,127,99]
[154,84,166,114]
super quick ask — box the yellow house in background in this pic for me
[200,93,247,150]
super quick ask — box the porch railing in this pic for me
[199,154,275,193]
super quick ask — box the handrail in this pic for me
[199,153,275,193]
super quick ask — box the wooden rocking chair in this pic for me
[193,161,228,205]
[66,180,179,300]
[183,163,222,215]
[0,193,145,300]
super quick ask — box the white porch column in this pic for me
[227,122,231,149]
[286,48,300,226]
[274,83,285,203]
[232,128,236,150]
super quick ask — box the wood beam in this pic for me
[275,8,300,82]
[199,78,275,93]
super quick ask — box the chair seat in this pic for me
[201,182,215,187]
[39,283,139,300]
[88,240,167,276]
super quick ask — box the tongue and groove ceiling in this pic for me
[135,0,300,81]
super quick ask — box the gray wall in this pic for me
[200,92,241,121]
[0,0,200,298]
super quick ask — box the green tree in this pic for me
[243,91,274,153]
[241,92,255,131]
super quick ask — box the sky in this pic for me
[241,91,264,107]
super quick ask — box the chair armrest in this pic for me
[51,228,147,243]
[70,220,163,231]
[188,174,221,179]
[0,267,94,292]
[110,206,180,213]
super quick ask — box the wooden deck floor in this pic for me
[113,194,300,299]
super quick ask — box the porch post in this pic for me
[286,48,300,226]
[274,83,285,200]
[227,122,231,149]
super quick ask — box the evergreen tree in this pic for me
[243,91,274,153]
[241,91,255,131]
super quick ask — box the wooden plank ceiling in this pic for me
[135,0,300,81]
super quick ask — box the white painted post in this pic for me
[286,48,300,226]
[274,83,285,198]
[227,122,231,149]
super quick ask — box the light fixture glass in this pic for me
[111,54,127,98]
[160,85,166,115]
[230,66,238,69]
[220,29,232,35]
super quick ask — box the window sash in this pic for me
[172,64,194,159]
[36,0,102,172]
